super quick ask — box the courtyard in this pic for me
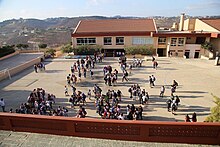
[0,57,219,122]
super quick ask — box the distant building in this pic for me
[71,19,157,56]
[153,13,220,58]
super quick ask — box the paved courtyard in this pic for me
[0,57,220,122]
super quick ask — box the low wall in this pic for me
[0,113,219,145]
[0,54,44,81]
[0,51,19,61]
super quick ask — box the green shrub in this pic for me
[125,45,155,55]
[38,44,47,49]
[74,45,102,55]
[61,44,73,53]
[0,45,15,58]
[205,94,220,122]
[45,48,56,58]
[16,44,29,49]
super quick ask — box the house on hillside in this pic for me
[71,19,157,57]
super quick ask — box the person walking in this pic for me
[0,98,6,112]
[87,89,92,100]
[90,70,94,80]
[122,70,129,82]
[149,76,153,88]
[160,86,165,97]
[151,75,156,86]
[34,64,38,73]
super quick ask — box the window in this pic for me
[178,38,184,46]
[76,38,96,45]
[158,37,166,44]
[171,38,177,46]
[132,37,153,45]
[116,37,124,45]
[104,37,112,45]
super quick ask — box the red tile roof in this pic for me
[72,19,156,37]
[201,19,220,32]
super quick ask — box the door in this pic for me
[194,52,199,58]
[157,48,166,57]
[185,52,190,58]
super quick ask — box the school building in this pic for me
[153,14,220,58]
[71,19,157,57]
[71,14,220,58]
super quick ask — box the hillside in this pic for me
[0,15,219,47]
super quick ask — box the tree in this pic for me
[45,48,56,58]
[201,41,213,52]
[16,44,29,49]
[0,45,15,57]
[205,94,220,122]
[61,44,73,53]
[38,44,47,49]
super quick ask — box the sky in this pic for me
[0,0,219,22]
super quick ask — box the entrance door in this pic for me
[194,52,199,58]
[157,48,166,57]
[104,49,125,57]
[184,52,190,58]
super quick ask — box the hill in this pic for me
[0,15,219,47]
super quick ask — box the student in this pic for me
[64,86,69,96]
[34,64,38,73]
[160,86,165,97]
[151,75,156,86]
[149,76,153,88]
[87,89,92,100]
[122,70,129,82]
[185,114,191,122]
[90,70,94,80]
[192,112,197,122]
[0,98,6,112]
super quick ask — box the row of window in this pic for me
[76,37,185,46]
[158,37,185,46]
[76,37,125,45]
[171,38,184,46]
[76,37,154,46]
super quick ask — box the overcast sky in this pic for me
[0,0,219,22]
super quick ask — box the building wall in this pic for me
[72,36,156,49]
[194,19,219,32]
[183,19,196,31]
[167,37,186,57]
[210,38,220,54]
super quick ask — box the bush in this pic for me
[38,44,47,49]
[205,94,220,122]
[201,41,213,52]
[45,48,56,58]
[61,44,73,53]
[74,45,102,55]
[16,44,29,49]
[0,45,15,58]
[125,45,155,55]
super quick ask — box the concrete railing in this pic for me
[0,54,44,81]
[0,113,219,145]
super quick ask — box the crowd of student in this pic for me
[8,88,69,116]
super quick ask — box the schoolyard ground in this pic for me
[0,57,220,122]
